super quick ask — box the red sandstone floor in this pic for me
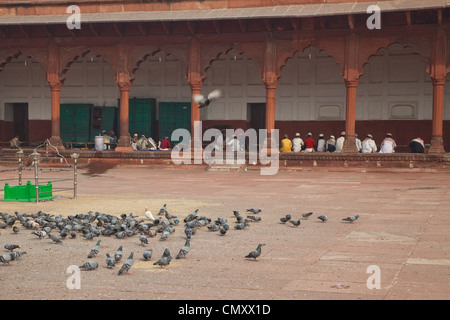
[0,166,449,300]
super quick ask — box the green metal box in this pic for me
[3,181,53,202]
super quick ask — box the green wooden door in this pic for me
[158,102,191,145]
[119,98,156,139]
[90,106,117,141]
[60,104,92,142]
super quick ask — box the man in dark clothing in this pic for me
[409,137,425,153]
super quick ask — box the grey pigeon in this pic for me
[114,246,123,262]
[12,226,19,234]
[106,253,115,268]
[219,227,227,236]
[207,223,220,232]
[246,208,262,214]
[87,240,101,258]
[153,256,172,267]
[9,251,27,261]
[143,249,153,261]
[118,252,134,275]
[139,233,149,246]
[184,227,194,240]
[4,244,20,251]
[246,215,262,222]
[317,215,328,222]
[176,239,190,259]
[0,253,13,265]
[165,211,177,220]
[342,215,360,223]
[79,260,99,271]
[183,209,199,223]
[234,222,249,230]
[32,230,47,239]
[233,210,241,217]
[158,204,167,216]
[280,214,292,223]
[245,243,265,261]
[289,219,301,227]
[302,212,313,219]
[160,229,170,241]
[70,231,77,239]
[48,234,62,244]
[162,248,171,258]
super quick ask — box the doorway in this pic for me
[13,103,28,142]
[248,103,266,151]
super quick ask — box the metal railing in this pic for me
[0,139,79,203]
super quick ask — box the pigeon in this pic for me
[87,240,101,258]
[342,215,360,223]
[4,244,20,252]
[160,229,170,241]
[246,215,262,222]
[79,260,99,271]
[317,215,328,222]
[302,212,313,219]
[289,219,301,227]
[234,222,249,230]
[0,253,13,265]
[143,250,153,261]
[139,233,149,246]
[144,207,154,221]
[83,233,95,240]
[280,214,292,223]
[193,89,223,109]
[158,204,167,216]
[176,239,190,259]
[114,246,123,262]
[9,251,27,261]
[207,223,220,232]
[246,208,262,214]
[233,210,241,217]
[118,252,134,275]
[153,256,172,267]
[219,227,227,236]
[184,209,199,223]
[12,226,19,234]
[184,227,194,240]
[70,231,77,239]
[245,243,265,261]
[106,253,115,268]
[48,234,62,243]
[165,211,177,220]
[162,248,171,258]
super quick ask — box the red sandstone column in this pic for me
[115,74,133,152]
[48,81,65,149]
[429,77,446,154]
[264,80,277,133]
[428,28,447,155]
[341,79,358,153]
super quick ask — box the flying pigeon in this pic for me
[193,89,223,109]
[144,207,154,221]
[143,249,153,261]
[87,240,101,258]
[106,253,115,268]
[280,214,292,223]
[118,251,134,275]
[342,215,360,223]
[176,239,190,259]
[79,260,99,271]
[246,208,262,214]
[245,243,265,261]
[139,233,149,246]
[302,212,313,219]
[289,219,301,227]
[317,215,328,222]
[114,246,123,262]
[4,244,20,251]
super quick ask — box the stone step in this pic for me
[205,164,247,172]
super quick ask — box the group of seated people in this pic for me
[130,133,172,151]
[280,132,426,154]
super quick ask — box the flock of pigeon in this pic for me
[0,205,360,273]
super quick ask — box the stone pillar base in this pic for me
[115,135,134,152]
[341,136,358,154]
[428,136,446,155]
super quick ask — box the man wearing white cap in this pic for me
[326,135,336,152]
[317,133,326,152]
[292,133,304,153]
[304,132,316,153]
[361,134,377,153]
[335,131,345,153]
[379,133,397,153]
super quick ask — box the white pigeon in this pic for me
[193,89,223,108]
[144,207,154,221]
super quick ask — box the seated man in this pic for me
[136,135,149,150]
[409,137,425,153]
[9,136,21,149]
[158,136,172,150]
